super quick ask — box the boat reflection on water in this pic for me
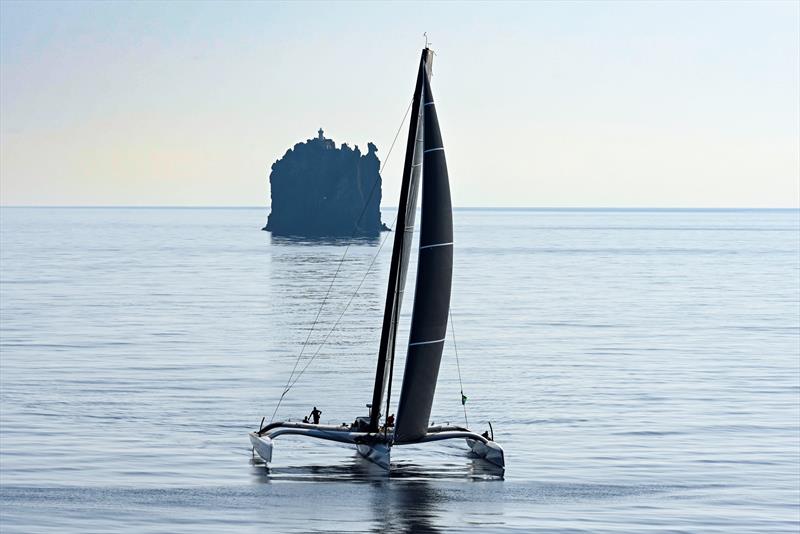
[249,453,502,533]
[249,451,503,483]
[249,454,383,482]
[369,479,441,534]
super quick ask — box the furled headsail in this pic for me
[368,49,432,431]
[394,67,454,443]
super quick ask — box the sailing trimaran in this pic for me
[249,47,505,470]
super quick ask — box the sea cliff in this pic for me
[264,129,388,237]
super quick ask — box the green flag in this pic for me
[461,393,468,405]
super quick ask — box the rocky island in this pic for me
[264,129,388,237]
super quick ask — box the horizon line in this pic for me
[1,205,798,211]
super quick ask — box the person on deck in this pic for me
[309,407,322,425]
[386,414,395,427]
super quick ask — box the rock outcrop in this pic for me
[264,129,388,237]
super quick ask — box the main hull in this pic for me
[356,443,391,469]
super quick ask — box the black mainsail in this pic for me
[368,49,431,432]
[370,47,453,443]
[394,68,454,443]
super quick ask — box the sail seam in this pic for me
[424,101,435,106]
[409,338,446,347]
[419,241,453,250]
[423,147,444,153]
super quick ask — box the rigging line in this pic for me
[286,211,400,392]
[267,98,414,424]
[449,308,469,428]
[379,98,415,175]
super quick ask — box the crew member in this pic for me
[309,406,322,425]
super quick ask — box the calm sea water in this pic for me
[1,207,798,533]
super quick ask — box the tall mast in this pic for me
[368,49,430,432]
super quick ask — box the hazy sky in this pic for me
[1,1,798,207]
